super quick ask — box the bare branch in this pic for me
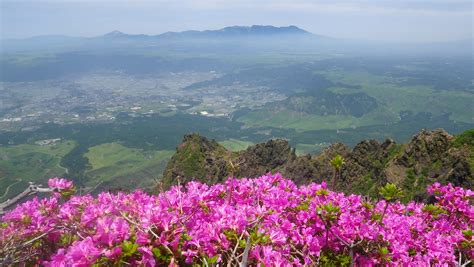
[0,182,54,215]
[239,235,251,267]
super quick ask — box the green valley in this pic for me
[84,143,174,191]
[0,140,75,200]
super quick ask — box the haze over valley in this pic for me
[0,24,473,198]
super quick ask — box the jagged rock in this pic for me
[283,154,318,184]
[396,129,452,167]
[161,133,232,187]
[237,139,296,178]
[161,129,473,200]
[385,128,472,189]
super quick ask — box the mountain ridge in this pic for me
[100,25,314,39]
[1,25,316,44]
[161,128,474,201]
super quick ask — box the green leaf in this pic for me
[380,246,389,255]
[316,189,329,196]
[462,229,473,238]
[208,255,219,264]
[22,215,32,225]
[330,155,345,170]
[122,240,138,257]
[422,204,446,218]
[379,183,404,201]
[152,247,162,258]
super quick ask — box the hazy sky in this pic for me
[1,0,472,42]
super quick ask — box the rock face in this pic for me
[385,129,472,191]
[161,129,473,200]
[161,134,231,186]
[237,139,296,178]
[161,135,296,188]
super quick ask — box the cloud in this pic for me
[170,0,472,16]
[3,0,471,15]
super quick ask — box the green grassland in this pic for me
[295,143,331,155]
[453,129,474,169]
[0,140,75,201]
[238,69,473,132]
[219,139,254,151]
[237,109,397,132]
[84,143,174,190]
[320,70,474,123]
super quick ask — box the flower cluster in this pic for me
[0,174,472,266]
[48,177,74,191]
[47,177,76,198]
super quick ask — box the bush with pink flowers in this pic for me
[0,174,472,266]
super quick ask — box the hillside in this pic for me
[162,128,473,200]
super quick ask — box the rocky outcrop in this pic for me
[161,133,231,187]
[385,129,472,188]
[237,139,296,178]
[161,129,473,200]
[161,136,297,188]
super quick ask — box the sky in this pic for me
[0,0,472,43]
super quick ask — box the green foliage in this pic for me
[59,233,78,246]
[379,246,392,262]
[122,240,139,257]
[152,246,172,263]
[249,230,271,246]
[462,229,473,239]
[330,155,345,171]
[453,129,474,148]
[352,174,379,198]
[199,255,219,266]
[296,198,312,211]
[401,169,428,202]
[460,229,473,249]
[422,204,446,218]
[453,128,474,170]
[317,203,341,222]
[319,249,351,267]
[379,183,404,202]
[371,212,382,221]
[316,189,329,196]
[223,229,239,243]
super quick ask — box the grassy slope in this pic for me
[84,142,174,189]
[237,69,473,131]
[322,70,474,123]
[219,139,254,151]
[295,143,330,155]
[452,129,474,169]
[237,110,395,132]
[0,140,75,201]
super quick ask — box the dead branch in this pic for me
[0,182,54,215]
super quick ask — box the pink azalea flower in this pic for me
[48,177,74,190]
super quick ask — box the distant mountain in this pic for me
[102,30,131,38]
[1,25,317,49]
[159,25,312,38]
[99,25,314,40]
[2,25,469,56]
[162,129,474,201]
[100,30,149,39]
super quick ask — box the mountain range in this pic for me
[3,25,470,56]
[102,25,313,39]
